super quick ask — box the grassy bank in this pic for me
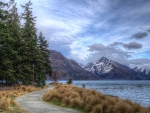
[0,85,42,113]
[43,84,150,113]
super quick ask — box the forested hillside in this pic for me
[0,0,51,86]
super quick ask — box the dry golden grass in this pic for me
[0,97,10,110]
[0,85,42,111]
[43,84,150,113]
[49,82,62,86]
[91,104,102,113]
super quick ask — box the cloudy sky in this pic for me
[2,0,150,66]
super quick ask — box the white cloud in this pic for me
[69,37,94,63]
[2,0,150,66]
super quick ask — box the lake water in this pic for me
[46,80,150,107]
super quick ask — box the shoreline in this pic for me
[43,84,150,113]
[46,80,150,107]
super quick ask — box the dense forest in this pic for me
[0,0,52,87]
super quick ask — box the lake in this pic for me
[46,80,150,107]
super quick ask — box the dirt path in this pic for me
[16,86,80,113]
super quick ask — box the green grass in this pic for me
[46,100,89,113]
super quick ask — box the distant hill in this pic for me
[83,57,148,80]
[49,50,149,80]
[50,50,100,80]
[131,66,150,79]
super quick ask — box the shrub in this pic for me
[82,84,85,88]
[67,78,73,84]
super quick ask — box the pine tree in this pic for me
[0,0,22,85]
[38,32,52,76]
[0,1,14,85]
[0,0,51,86]
[20,1,38,85]
[5,0,23,85]
[0,1,7,83]
[34,48,46,87]
[21,1,47,86]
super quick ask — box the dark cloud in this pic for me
[88,43,106,51]
[146,29,150,32]
[130,58,150,65]
[109,42,123,47]
[110,42,142,50]
[123,42,142,50]
[131,32,148,39]
[87,43,131,65]
[88,43,131,58]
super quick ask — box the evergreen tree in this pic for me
[21,1,47,86]
[0,1,6,82]
[0,0,22,85]
[34,48,46,87]
[0,0,51,86]
[20,1,38,85]
[6,0,23,84]
[38,32,52,76]
[0,1,14,85]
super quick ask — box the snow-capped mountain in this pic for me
[50,50,149,80]
[84,57,113,74]
[84,57,147,80]
[131,66,150,76]
[50,50,100,80]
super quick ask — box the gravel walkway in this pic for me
[16,86,80,113]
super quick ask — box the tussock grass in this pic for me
[0,85,41,111]
[0,97,11,110]
[91,104,102,113]
[43,84,150,113]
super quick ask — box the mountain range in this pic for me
[131,66,150,79]
[50,50,150,80]
[83,57,149,80]
[50,50,100,80]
